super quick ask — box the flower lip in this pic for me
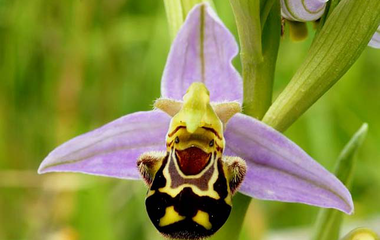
[175,147,211,175]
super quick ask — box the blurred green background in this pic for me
[0,0,379,239]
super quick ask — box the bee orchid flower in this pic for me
[280,0,328,22]
[38,3,353,239]
[281,0,380,48]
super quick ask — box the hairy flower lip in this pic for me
[38,3,354,215]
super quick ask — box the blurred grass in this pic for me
[0,0,379,239]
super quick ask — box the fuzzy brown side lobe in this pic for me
[137,151,166,186]
[223,156,247,195]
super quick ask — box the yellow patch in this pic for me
[159,206,185,227]
[159,155,221,200]
[224,195,232,206]
[147,190,155,197]
[192,210,212,230]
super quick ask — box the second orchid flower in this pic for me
[281,0,380,48]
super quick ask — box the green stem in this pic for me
[253,0,281,119]
[316,0,343,34]
[230,0,262,119]
[213,2,281,240]
[260,0,276,29]
[230,0,280,120]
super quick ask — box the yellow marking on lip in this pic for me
[223,164,233,206]
[192,210,212,230]
[159,152,221,199]
[159,206,185,227]
[147,190,155,197]
[224,195,232,206]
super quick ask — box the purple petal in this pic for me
[38,111,170,180]
[369,26,380,48]
[224,113,353,214]
[161,3,243,103]
[281,0,327,22]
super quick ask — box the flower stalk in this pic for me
[214,1,281,239]
[230,0,263,120]
[260,0,277,28]
[230,0,280,120]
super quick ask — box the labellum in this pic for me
[138,83,246,239]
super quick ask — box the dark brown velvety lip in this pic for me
[175,147,211,175]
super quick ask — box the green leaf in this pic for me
[262,0,380,131]
[312,123,368,240]
[316,0,342,33]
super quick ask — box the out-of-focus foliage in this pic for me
[0,0,379,239]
